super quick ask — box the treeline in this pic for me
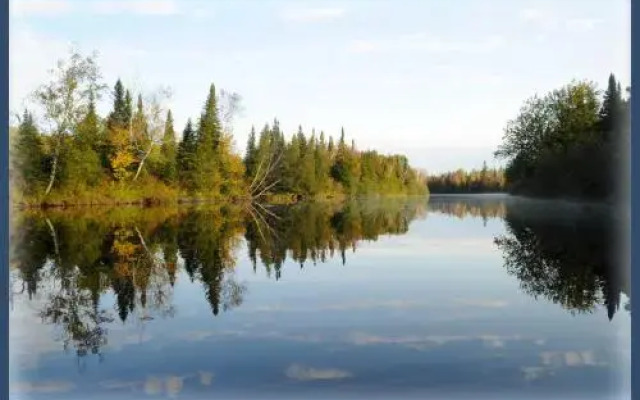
[244,124,427,200]
[10,50,426,206]
[495,74,630,200]
[426,163,506,193]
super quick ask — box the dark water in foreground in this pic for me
[9,195,631,400]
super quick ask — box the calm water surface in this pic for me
[9,195,631,400]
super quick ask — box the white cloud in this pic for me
[521,366,550,381]
[144,376,163,395]
[11,380,75,394]
[281,7,345,22]
[165,376,184,397]
[519,7,601,34]
[99,380,143,390]
[285,364,353,381]
[348,34,505,55]
[346,332,536,350]
[11,0,181,17]
[11,0,72,17]
[540,350,607,367]
[349,40,378,53]
[519,8,544,22]
[453,298,508,308]
[565,18,601,33]
[199,371,214,386]
[91,0,180,16]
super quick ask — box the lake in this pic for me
[8,195,631,400]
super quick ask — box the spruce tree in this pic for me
[14,110,46,194]
[194,84,223,192]
[124,90,133,127]
[178,119,197,191]
[244,126,257,178]
[599,73,622,140]
[107,79,128,129]
[62,96,104,187]
[160,110,177,183]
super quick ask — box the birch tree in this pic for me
[132,87,172,181]
[32,49,106,196]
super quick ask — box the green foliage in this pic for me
[247,124,427,199]
[14,53,425,206]
[244,126,257,179]
[177,119,197,192]
[496,75,629,201]
[194,84,223,193]
[107,79,130,129]
[158,110,177,184]
[427,163,506,193]
[13,110,47,195]
[58,98,105,190]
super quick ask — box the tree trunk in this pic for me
[44,154,58,196]
[133,146,154,181]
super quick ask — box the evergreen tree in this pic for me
[14,110,46,195]
[160,110,177,183]
[328,136,335,155]
[107,79,129,129]
[178,119,197,191]
[283,133,301,192]
[124,90,133,127]
[599,73,622,140]
[106,81,135,181]
[300,133,317,194]
[60,96,104,188]
[244,126,257,178]
[194,84,223,192]
[132,94,150,166]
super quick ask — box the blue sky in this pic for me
[9,0,630,173]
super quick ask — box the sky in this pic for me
[9,0,630,173]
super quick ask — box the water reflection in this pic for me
[493,200,630,319]
[426,194,507,222]
[9,196,630,399]
[10,200,428,361]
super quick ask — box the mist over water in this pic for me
[8,195,630,400]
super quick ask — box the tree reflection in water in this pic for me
[10,196,629,366]
[10,199,427,361]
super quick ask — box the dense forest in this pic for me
[10,50,426,207]
[495,74,630,201]
[426,163,506,193]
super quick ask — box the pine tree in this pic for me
[194,84,223,193]
[600,73,623,140]
[160,110,177,183]
[244,126,257,178]
[178,119,197,191]
[14,110,46,194]
[107,79,129,129]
